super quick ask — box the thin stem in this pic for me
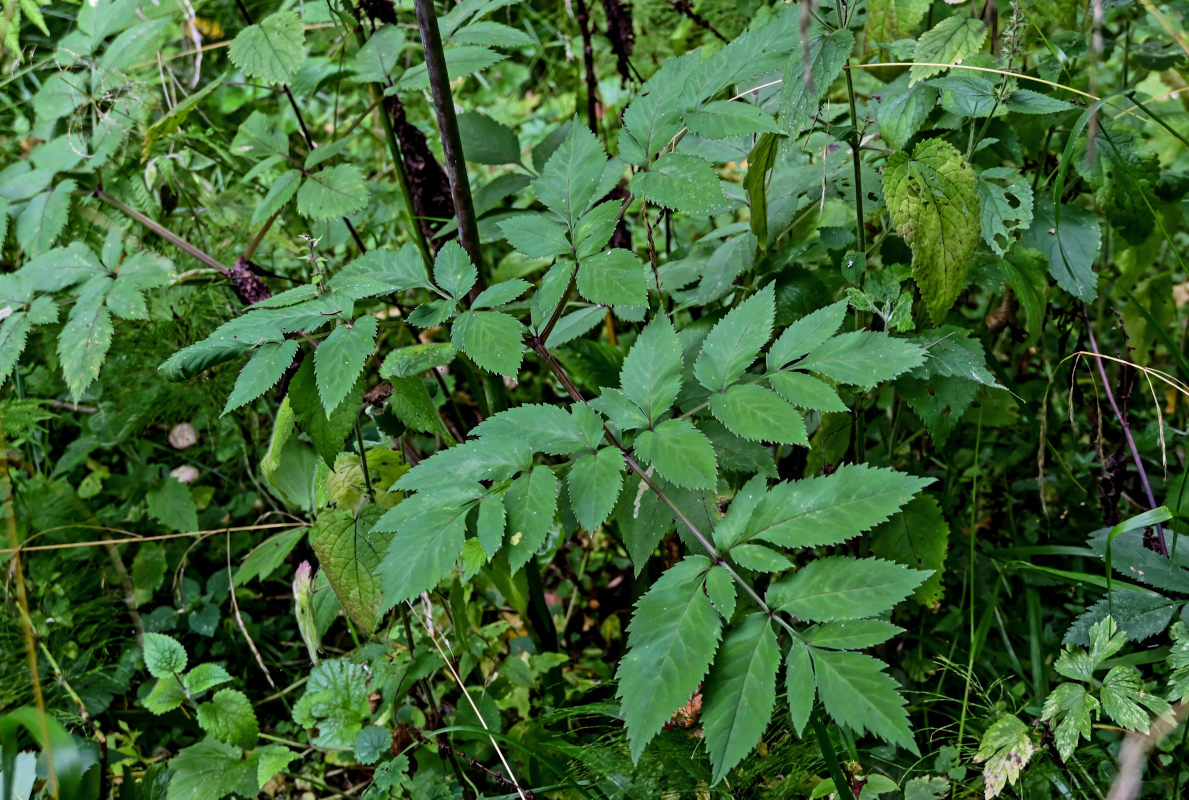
[94,187,230,275]
[810,711,859,800]
[573,0,600,133]
[414,0,484,284]
[843,66,866,253]
[354,423,375,503]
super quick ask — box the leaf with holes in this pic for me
[978,167,1034,256]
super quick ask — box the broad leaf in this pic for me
[631,153,724,215]
[451,310,525,376]
[779,27,854,139]
[766,299,848,371]
[767,372,847,413]
[456,111,521,165]
[709,384,807,445]
[378,504,469,608]
[812,648,918,752]
[567,447,625,530]
[315,316,377,414]
[297,165,370,219]
[870,495,949,607]
[311,506,389,632]
[797,331,925,387]
[619,315,682,425]
[767,556,929,622]
[223,339,299,415]
[978,167,1034,256]
[290,357,364,466]
[686,100,781,139]
[577,249,648,306]
[504,465,559,572]
[472,404,587,454]
[1020,199,1101,301]
[908,15,987,85]
[143,632,187,677]
[633,418,718,490]
[58,278,113,400]
[197,689,259,749]
[433,240,478,300]
[499,213,572,258]
[802,619,903,650]
[166,738,258,800]
[228,10,304,85]
[694,285,775,392]
[533,123,612,229]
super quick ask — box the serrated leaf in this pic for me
[477,492,506,558]
[577,249,648,306]
[869,495,949,607]
[433,240,478,300]
[166,737,258,800]
[504,465,559,571]
[977,168,1034,256]
[533,123,611,229]
[620,315,682,425]
[379,342,456,379]
[0,314,31,386]
[702,613,780,784]
[686,100,781,139]
[312,506,389,632]
[694,285,775,392]
[184,663,233,695]
[1005,89,1076,115]
[811,648,918,752]
[883,138,980,323]
[631,152,724,215]
[499,213,572,258]
[378,505,469,608]
[451,310,525,376]
[457,111,521,164]
[197,689,259,749]
[143,632,187,677]
[16,179,73,255]
[785,638,814,736]
[767,556,929,621]
[1020,199,1101,301]
[767,372,847,413]
[867,0,929,43]
[974,714,1035,800]
[297,165,369,219]
[228,10,304,85]
[394,46,507,91]
[347,24,405,82]
[290,356,363,466]
[877,75,936,151]
[908,15,987,85]
[746,464,930,548]
[250,169,302,228]
[354,726,392,765]
[315,316,377,414]
[255,745,297,787]
[58,278,113,400]
[704,565,737,620]
[568,447,625,530]
[394,436,529,492]
[616,555,722,762]
[472,404,587,454]
[1100,666,1151,732]
[634,418,717,490]
[147,476,198,533]
[709,384,807,444]
[780,27,854,139]
[803,620,904,650]
[1041,682,1098,761]
[223,339,299,415]
[592,387,650,431]
[143,676,187,714]
[766,299,849,371]
[798,331,926,386]
[331,245,432,294]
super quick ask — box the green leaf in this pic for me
[973,714,1035,800]
[573,200,623,258]
[394,436,528,492]
[533,123,612,228]
[709,384,807,445]
[978,167,1034,256]
[223,339,299,415]
[577,249,648,306]
[811,648,918,752]
[197,689,259,749]
[616,555,723,762]
[744,134,778,245]
[184,663,233,695]
[143,632,187,677]
[477,492,506,558]
[1020,199,1101,301]
[472,404,586,454]
[378,505,469,608]
[567,447,625,530]
[785,638,814,736]
[166,738,258,800]
[767,556,929,621]
[433,240,478,300]
[869,495,949,607]
[58,278,113,400]
[228,10,304,85]
[504,465,559,572]
[877,75,936,151]
[347,24,405,82]
[867,0,929,43]
[704,565,737,620]
[779,27,854,139]
[354,726,392,765]
[1005,89,1077,115]
[394,46,507,91]
[290,356,364,466]
[250,169,302,228]
[0,314,31,386]
[634,418,718,490]
[908,15,987,85]
[802,620,903,650]
[254,745,297,788]
[311,506,389,632]
[293,659,372,748]
[315,316,377,414]
[147,477,199,533]
[767,372,847,413]
[746,464,929,549]
[1041,682,1098,761]
[798,331,926,386]
[331,245,432,294]
[143,676,187,714]
[694,285,775,392]
[702,613,780,784]
[1100,666,1151,731]
[631,153,724,215]
[883,138,980,323]
[380,343,457,378]
[620,315,683,425]
[457,111,521,164]
[297,165,370,219]
[766,299,848,371]
[499,213,572,258]
[685,100,781,139]
[451,310,525,376]
[15,179,73,255]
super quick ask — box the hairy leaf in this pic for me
[908,15,987,85]
[197,689,259,749]
[312,506,389,632]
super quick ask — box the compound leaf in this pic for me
[315,316,377,414]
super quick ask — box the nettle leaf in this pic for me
[499,213,572,258]
[701,613,780,784]
[870,495,949,607]
[867,0,929,43]
[978,167,1034,256]
[197,689,259,749]
[745,465,930,549]
[577,249,648,306]
[143,632,187,677]
[311,506,389,633]
[695,285,775,392]
[620,315,683,425]
[1020,199,1101,301]
[812,648,918,752]
[451,310,525,376]
[709,384,807,445]
[315,316,377,414]
[567,447,625,530]
[766,299,848,371]
[184,663,233,695]
[617,555,723,762]
[297,165,370,219]
[228,10,305,85]
[630,153,725,215]
[779,27,854,139]
[223,339,299,415]
[908,14,987,86]
[433,240,478,300]
[767,556,929,621]
[378,504,469,609]
[883,138,980,323]
[877,75,937,152]
[634,418,718,490]
[495,465,558,571]
[534,123,613,228]
[685,100,781,139]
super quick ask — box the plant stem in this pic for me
[843,65,866,254]
[354,423,375,503]
[413,0,484,285]
[573,0,600,133]
[94,187,231,275]
[810,711,859,800]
